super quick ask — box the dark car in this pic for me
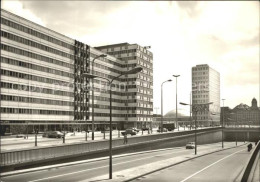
[42,131,51,137]
[157,128,168,132]
[47,131,64,138]
[131,128,140,133]
[142,127,149,131]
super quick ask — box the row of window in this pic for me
[94,104,137,110]
[107,49,136,55]
[93,96,137,104]
[1,82,74,97]
[1,107,73,115]
[1,31,74,60]
[1,44,74,69]
[193,66,208,71]
[1,57,73,78]
[1,69,71,86]
[1,17,74,50]
[1,94,73,106]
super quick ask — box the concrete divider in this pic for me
[0,127,221,167]
[241,141,260,182]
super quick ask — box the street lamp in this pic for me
[82,66,142,179]
[222,99,225,148]
[161,79,172,132]
[180,102,213,155]
[91,54,107,140]
[173,75,180,131]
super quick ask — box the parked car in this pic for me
[186,142,195,149]
[142,127,149,131]
[47,131,64,138]
[121,129,137,136]
[42,131,51,137]
[157,128,168,132]
[131,128,140,133]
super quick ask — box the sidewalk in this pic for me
[83,142,247,182]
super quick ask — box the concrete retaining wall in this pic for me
[0,128,222,168]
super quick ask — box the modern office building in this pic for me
[222,98,260,126]
[191,64,220,126]
[0,9,153,135]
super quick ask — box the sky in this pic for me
[2,1,259,116]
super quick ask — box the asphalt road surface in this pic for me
[131,144,252,182]
[0,143,241,182]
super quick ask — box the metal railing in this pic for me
[241,140,260,182]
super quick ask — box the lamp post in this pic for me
[82,67,143,179]
[190,92,192,130]
[161,79,172,132]
[180,102,213,155]
[35,128,38,147]
[222,99,225,148]
[91,54,107,141]
[173,75,180,131]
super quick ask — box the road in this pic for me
[0,142,242,182]
[131,144,252,182]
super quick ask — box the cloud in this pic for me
[2,0,45,26]
[2,0,259,111]
[176,1,203,18]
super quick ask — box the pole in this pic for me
[195,110,197,155]
[35,129,37,147]
[109,84,112,179]
[176,77,179,131]
[161,84,163,133]
[222,99,225,148]
[190,92,192,130]
[92,60,95,140]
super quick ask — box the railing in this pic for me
[0,127,221,166]
[241,140,260,182]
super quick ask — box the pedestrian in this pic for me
[123,133,128,144]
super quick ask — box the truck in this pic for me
[162,123,175,131]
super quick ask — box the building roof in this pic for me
[233,103,250,110]
[164,109,188,117]
[94,43,130,49]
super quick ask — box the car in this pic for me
[42,131,51,137]
[121,129,137,136]
[186,142,195,149]
[142,127,149,131]
[47,131,64,138]
[131,128,140,133]
[157,128,168,132]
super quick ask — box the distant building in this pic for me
[191,64,220,126]
[221,98,260,126]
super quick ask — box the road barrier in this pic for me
[0,127,221,167]
[241,140,260,182]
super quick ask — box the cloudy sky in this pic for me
[2,1,259,115]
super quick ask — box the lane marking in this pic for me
[179,148,246,182]
[27,150,188,182]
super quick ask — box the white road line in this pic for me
[27,150,187,182]
[179,148,246,182]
